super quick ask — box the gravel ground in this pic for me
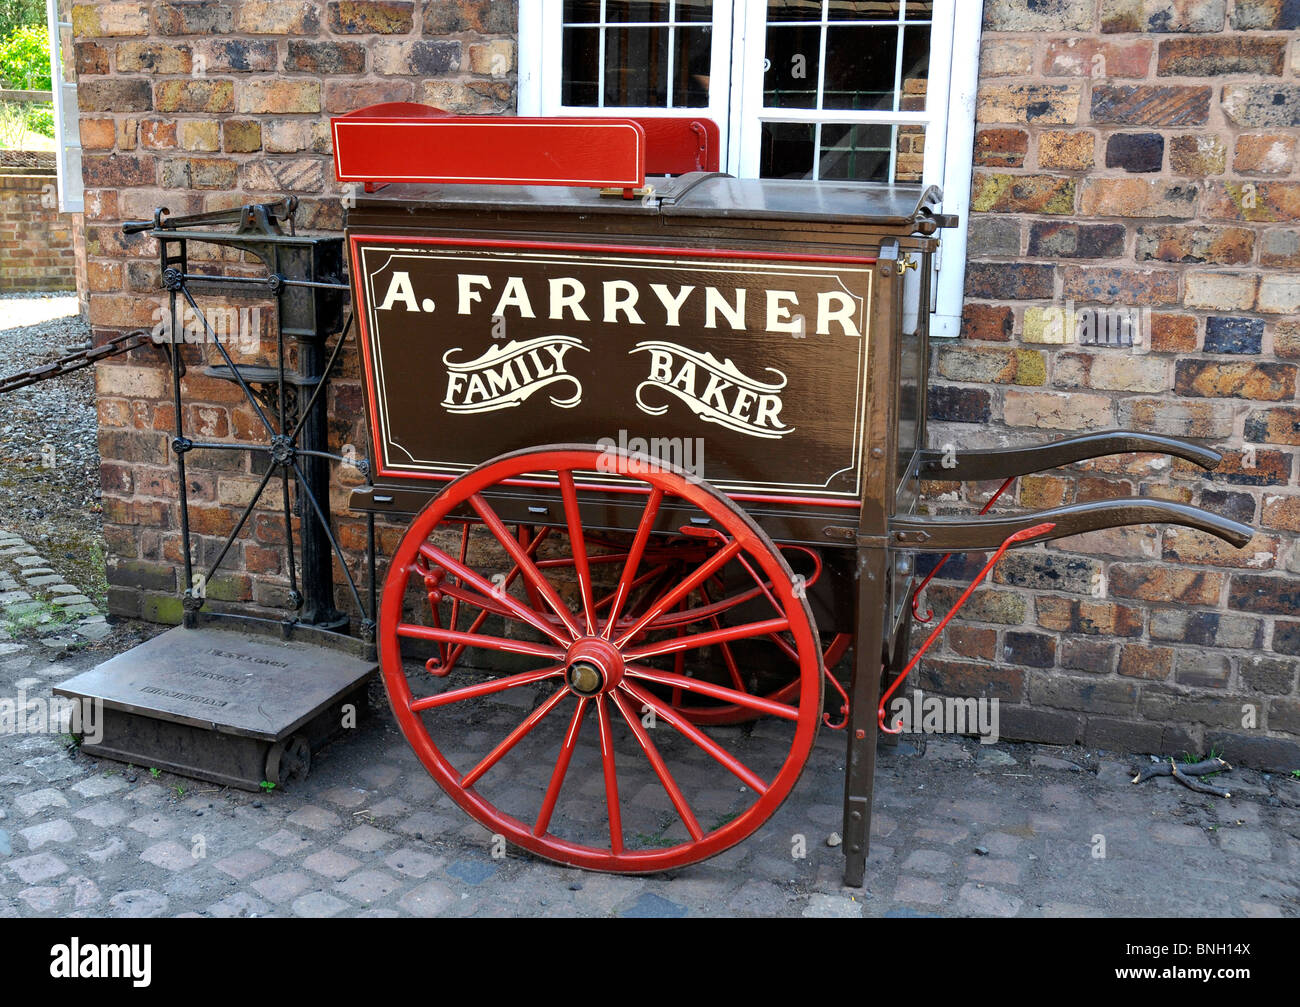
[0,292,106,607]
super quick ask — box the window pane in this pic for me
[764,25,820,109]
[606,0,670,22]
[562,27,600,105]
[760,121,815,178]
[677,0,714,22]
[829,1,902,20]
[819,123,892,181]
[824,26,898,110]
[604,26,670,106]
[676,25,713,107]
[767,0,822,21]
[563,0,602,23]
[900,23,929,110]
[904,0,933,20]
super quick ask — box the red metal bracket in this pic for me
[912,475,1016,623]
[880,522,1056,735]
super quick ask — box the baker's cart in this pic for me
[325,105,1254,885]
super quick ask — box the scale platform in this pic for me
[54,615,378,791]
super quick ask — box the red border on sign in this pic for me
[349,234,878,509]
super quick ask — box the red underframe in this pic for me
[349,233,880,510]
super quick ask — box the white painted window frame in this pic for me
[517,0,981,338]
[46,0,82,213]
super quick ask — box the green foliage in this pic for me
[0,1,44,41]
[259,780,276,793]
[0,24,53,141]
[0,24,50,91]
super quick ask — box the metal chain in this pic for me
[0,329,152,396]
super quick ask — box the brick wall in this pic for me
[922,0,1300,768]
[72,1,517,624]
[72,0,1300,768]
[0,170,78,292]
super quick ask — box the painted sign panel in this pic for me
[350,236,875,505]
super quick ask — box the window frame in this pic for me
[46,0,82,214]
[517,0,982,338]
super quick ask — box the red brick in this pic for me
[82,154,157,187]
[973,129,1027,168]
[237,1,321,33]
[1091,85,1211,126]
[75,41,110,75]
[78,78,153,112]
[1148,313,1199,353]
[1110,565,1224,605]
[323,79,414,113]
[971,173,1075,214]
[1135,224,1253,265]
[961,303,1013,342]
[1174,360,1296,400]
[1157,36,1286,75]
[154,79,235,113]
[79,118,116,150]
[1118,644,1174,681]
[1235,134,1299,175]
[1043,38,1152,77]
[976,84,1082,125]
[1061,266,1179,305]
[153,2,235,34]
[1079,178,1199,218]
[1204,181,1300,222]
[1038,130,1094,171]
[1168,134,1227,175]
[327,1,414,33]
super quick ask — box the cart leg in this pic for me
[878,615,912,749]
[842,545,887,888]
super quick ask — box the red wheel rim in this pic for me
[378,444,823,873]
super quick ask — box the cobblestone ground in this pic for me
[1,535,1298,918]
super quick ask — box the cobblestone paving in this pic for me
[1,539,1297,917]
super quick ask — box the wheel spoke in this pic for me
[622,681,769,794]
[609,688,703,842]
[614,538,742,646]
[443,528,550,670]
[699,582,746,692]
[625,663,802,721]
[558,471,598,635]
[622,616,791,661]
[630,581,769,631]
[415,545,570,647]
[470,493,584,640]
[461,686,571,788]
[736,551,787,619]
[396,622,566,661]
[410,665,565,713]
[534,698,589,836]
[447,522,470,651]
[596,696,624,855]
[603,487,665,637]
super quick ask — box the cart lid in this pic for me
[351,175,945,230]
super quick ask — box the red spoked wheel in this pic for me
[379,444,823,873]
